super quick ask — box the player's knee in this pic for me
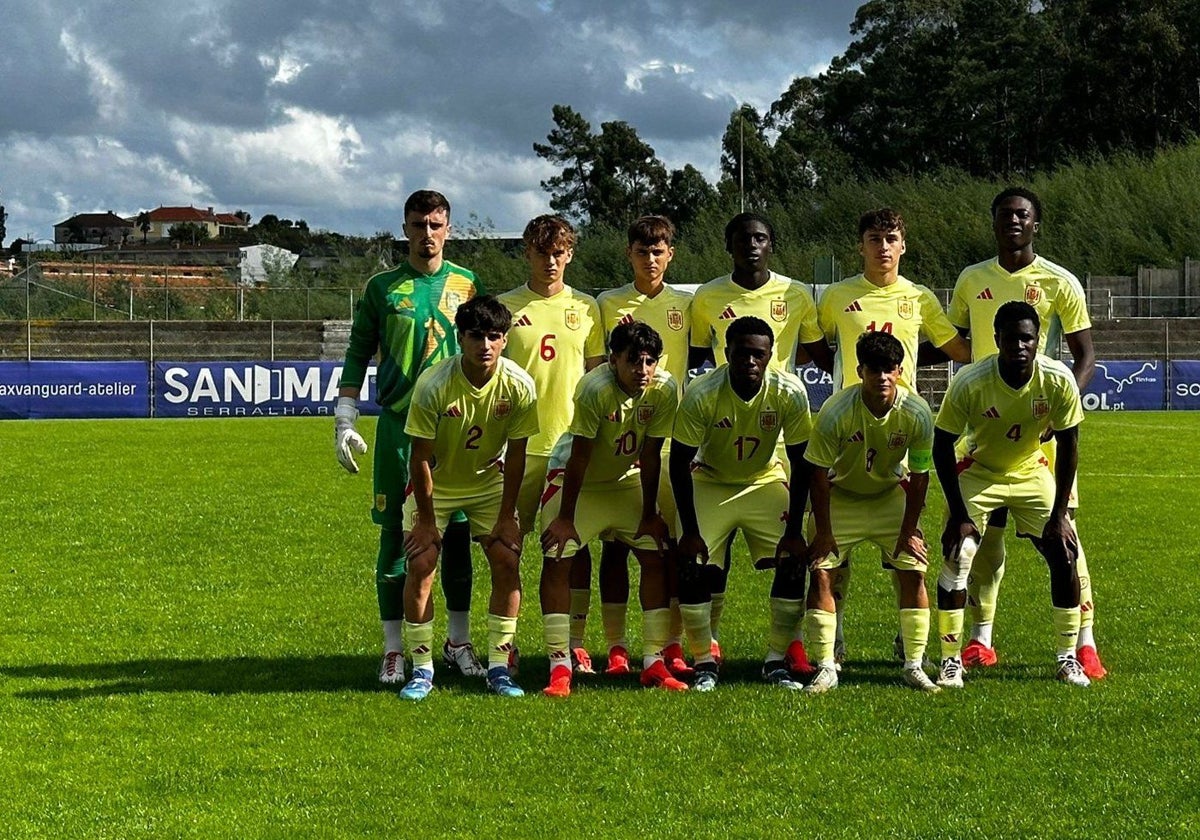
[938,559,969,594]
[703,563,727,594]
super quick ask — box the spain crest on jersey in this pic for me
[667,308,685,331]
[637,404,655,425]
[897,299,914,320]
[1032,397,1050,419]
[887,431,909,450]
[770,300,787,322]
[759,409,778,431]
[494,397,512,419]
[564,309,581,331]
[1025,285,1043,306]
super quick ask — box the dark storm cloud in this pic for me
[0,0,863,240]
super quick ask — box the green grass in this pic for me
[1,414,1198,838]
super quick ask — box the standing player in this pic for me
[334,190,485,685]
[497,216,606,672]
[801,331,940,694]
[587,215,694,677]
[398,296,537,699]
[686,212,831,671]
[816,208,970,664]
[932,301,1089,688]
[670,317,814,691]
[947,187,1105,679]
[540,321,686,696]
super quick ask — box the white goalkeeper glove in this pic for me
[334,396,369,474]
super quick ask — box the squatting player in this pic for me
[540,321,685,696]
[801,331,940,694]
[398,295,537,699]
[816,208,970,664]
[932,301,1090,688]
[334,189,486,685]
[671,316,814,692]
[588,215,694,678]
[686,212,831,672]
[946,187,1105,679]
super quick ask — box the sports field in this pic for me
[1,413,1197,838]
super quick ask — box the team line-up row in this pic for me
[331,187,1105,700]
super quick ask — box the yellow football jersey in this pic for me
[935,355,1083,480]
[817,274,959,388]
[689,272,821,371]
[404,356,539,495]
[673,365,812,486]
[949,256,1090,361]
[597,283,692,395]
[498,283,606,456]
[805,382,934,498]
[548,365,678,489]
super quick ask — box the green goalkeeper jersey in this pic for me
[339,259,482,413]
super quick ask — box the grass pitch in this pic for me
[1,413,1198,838]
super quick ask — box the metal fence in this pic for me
[0,276,357,322]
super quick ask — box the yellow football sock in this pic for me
[601,602,628,651]
[642,608,670,667]
[568,588,590,648]
[767,597,803,659]
[487,614,518,671]
[543,612,570,672]
[938,608,965,660]
[679,602,714,663]
[1076,537,1095,631]
[709,592,726,641]
[1051,606,1081,658]
[803,609,837,666]
[968,526,1006,627]
[667,597,683,645]
[899,608,930,666]
[403,619,435,672]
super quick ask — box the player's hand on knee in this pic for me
[540,517,579,561]
[486,515,523,557]
[676,532,708,575]
[806,531,838,570]
[403,521,442,560]
[895,528,928,565]
[635,513,671,553]
[334,397,369,473]
[1041,514,1078,562]
[941,519,980,561]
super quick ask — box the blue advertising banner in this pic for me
[1169,360,1200,410]
[796,363,835,411]
[1081,360,1167,411]
[153,361,377,418]
[0,361,149,419]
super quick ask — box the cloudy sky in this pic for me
[1,1,861,243]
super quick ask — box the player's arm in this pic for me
[807,463,836,567]
[487,436,526,555]
[669,441,707,563]
[916,323,972,366]
[584,355,605,371]
[773,441,812,566]
[1043,424,1080,556]
[897,472,929,563]
[1065,329,1096,390]
[634,436,670,551]
[403,436,441,562]
[933,426,979,557]
[798,339,834,373]
[541,436,592,559]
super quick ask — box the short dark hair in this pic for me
[725,315,774,347]
[609,321,663,360]
[455,294,512,334]
[858,208,905,238]
[724,212,776,250]
[991,187,1042,222]
[404,190,450,217]
[856,330,904,370]
[523,214,576,251]
[628,215,676,247]
[994,300,1040,334]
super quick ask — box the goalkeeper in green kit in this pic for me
[334,189,486,685]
